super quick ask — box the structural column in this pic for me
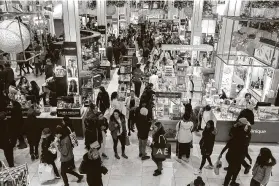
[96,0,106,26]
[214,0,242,90]
[62,0,82,94]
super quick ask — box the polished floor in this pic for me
[1,69,279,186]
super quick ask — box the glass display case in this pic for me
[257,106,279,121]
[56,95,83,117]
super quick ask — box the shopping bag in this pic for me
[0,162,29,186]
[38,163,55,183]
[147,136,153,147]
[125,136,130,146]
[214,158,222,175]
[68,127,78,147]
[152,135,171,160]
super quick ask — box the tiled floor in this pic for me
[3,62,279,186]
[1,131,279,186]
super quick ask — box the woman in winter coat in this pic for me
[250,148,276,186]
[25,106,42,160]
[108,109,128,159]
[151,122,166,176]
[82,148,108,186]
[96,86,110,114]
[176,113,194,163]
[195,120,217,175]
[10,100,27,149]
[56,126,83,186]
[40,128,60,178]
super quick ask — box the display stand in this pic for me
[118,56,133,101]
[155,92,182,141]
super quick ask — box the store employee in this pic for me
[238,93,255,108]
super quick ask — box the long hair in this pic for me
[30,81,40,92]
[256,148,276,167]
[111,91,118,101]
[110,109,124,124]
[204,120,215,133]
[18,76,28,87]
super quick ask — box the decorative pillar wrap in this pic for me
[214,0,242,90]
[62,0,82,95]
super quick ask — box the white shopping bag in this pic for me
[147,136,153,147]
[38,163,55,183]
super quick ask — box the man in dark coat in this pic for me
[135,103,151,160]
[4,63,14,90]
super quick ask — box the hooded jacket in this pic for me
[199,128,217,155]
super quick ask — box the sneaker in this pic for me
[194,169,202,175]
[183,158,189,163]
[55,176,61,179]
[204,165,214,169]
[244,165,251,174]
[176,158,182,163]
[224,167,228,171]
[141,156,150,160]
[122,154,128,159]
[153,170,162,176]
[230,182,240,186]
[35,154,39,159]
[115,154,120,159]
[128,132,131,136]
[77,175,84,183]
[102,153,108,159]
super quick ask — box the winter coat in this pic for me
[25,114,42,145]
[96,92,110,113]
[41,135,57,164]
[85,118,103,150]
[199,128,217,156]
[124,96,140,119]
[135,107,151,140]
[57,136,74,163]
[252,163,274,185]
[83,154,103,186]
[176,120,193,143]
[108,116,127,140]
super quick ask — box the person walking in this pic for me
[40,128,60,178]
[151,122,166,176]
[84,114,103,151]
[45,58,54,80]
[56,126,83,186]
[110,92,123,113]
[108,109,128,159]
[97,113,109,159]
[250,148,276,186]
[10,101,27,149]
[195,120,217,175]
[125,90,140,136]
[175,113,193,163]
[82,148,108,186]
[219,123,251,186]
[132,63,144,98]
[96,86,110,114]
[25,106,42,161]
[135,103,151,160]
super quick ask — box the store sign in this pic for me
[63,42,77,55]
[57,109,81,117]
[251,129,267,134]
[155,92,182,98]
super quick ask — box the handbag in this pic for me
[152,135,171,160]
[214,158,222,175]
[0,162,29,186]
[67,127,78,147]
[38,163,55,183]
[101,166,108,175]
[125,136,130,146]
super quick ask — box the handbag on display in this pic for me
[38,163,55,183]
[152,135,171,160]
[0,162,29,186]
[67,127,79,147]
[125,136,130,146]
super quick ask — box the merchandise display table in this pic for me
[207,110,279,143]
[5,107,88,138]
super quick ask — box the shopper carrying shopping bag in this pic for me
[55,126,83,186]
[151,122,167,176]
[40,128,60,179]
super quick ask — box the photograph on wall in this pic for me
[68,77,79,95]
[65,56,78,78]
